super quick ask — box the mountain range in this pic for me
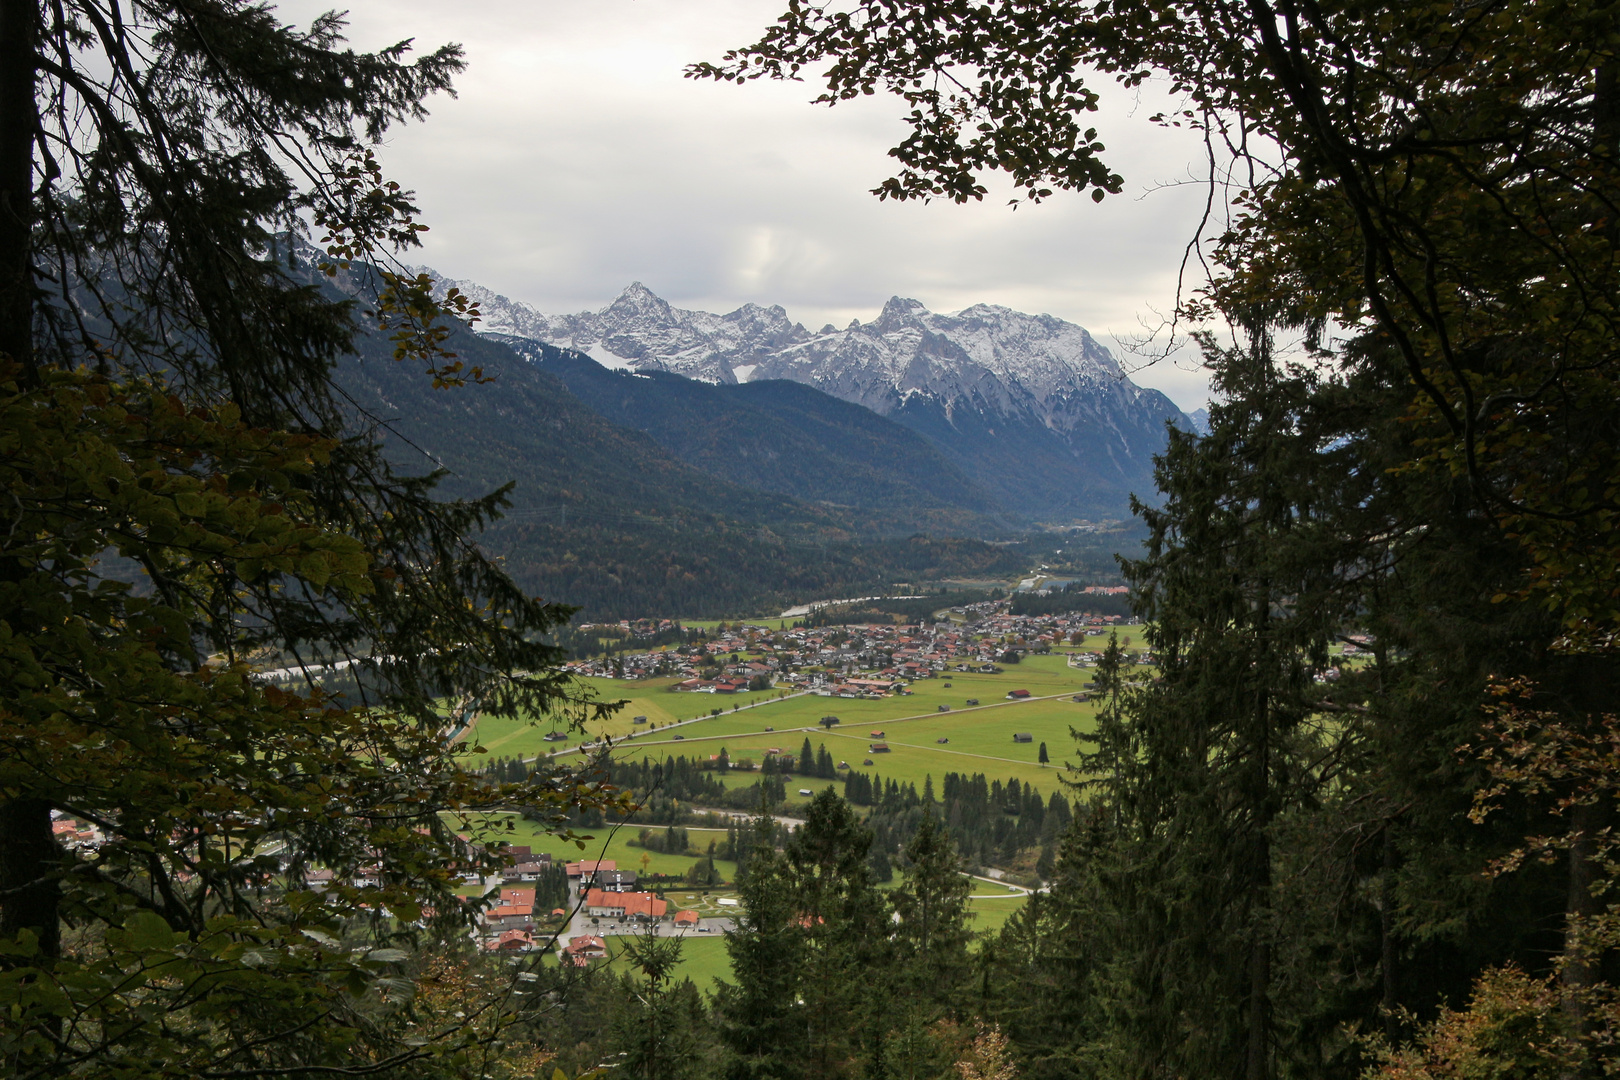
[328,305,1030,618]
[431,277,1193,520]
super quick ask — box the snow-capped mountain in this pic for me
[435,278,809,383]
[433,277,1192,518]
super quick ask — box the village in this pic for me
[559,597,1145,699]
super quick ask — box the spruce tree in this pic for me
[890,814,973,1009]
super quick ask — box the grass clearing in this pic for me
[968,894,1030,936]
[592,884,1028,993]
[466,814,740,882]
[601,933,734,993]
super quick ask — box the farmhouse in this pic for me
[484,904,533,930]
[486,929,536,952]
[591,869,639,892]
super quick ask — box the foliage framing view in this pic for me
[0,2,622,1077]
[6,1,1620,1080]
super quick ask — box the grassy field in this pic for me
[466,813,742,882]
[508,655,1104,797]
[600,933,734,993]
[591,887,1028,994]
[453,675,792,761]
[968,894,1029,936]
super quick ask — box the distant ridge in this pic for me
[499,339,1011,534]
[429,275,1192,519]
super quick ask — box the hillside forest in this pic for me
[5,1,1620,1080]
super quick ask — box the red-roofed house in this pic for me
[486,929,535,952]
[583,889,668,921]
[565,935,606,963]
[673,910,701,928]
[484,904,534,930]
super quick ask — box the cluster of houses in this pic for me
[556,859,712,966]
[302,843,556,896]
[557,601,1147,692]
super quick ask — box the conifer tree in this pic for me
[891,814,973,1008]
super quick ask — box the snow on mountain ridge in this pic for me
[423,274,1128,396]
[421,274,1190,482]
[414,272,1194,517]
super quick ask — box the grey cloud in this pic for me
[283,0,1217,408]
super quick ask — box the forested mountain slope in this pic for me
[507,340,1008,532]
[332,327,1027,616]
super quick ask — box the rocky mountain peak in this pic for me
[875,296,930,331]
[604,281,673,323]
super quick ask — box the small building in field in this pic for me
[1007,689,1032,699]
[1013,733,1033,743]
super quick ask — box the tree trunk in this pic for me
[0,0,50,969]
[1561,800,1605,1032]
[1246,832,1272,1080]
[0,0,37,378]
[0,798,61,962]
[1381,825,1399,1043]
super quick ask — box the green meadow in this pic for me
[562,653,1108,801]
[594,885,1030,993]
[453,675,792,760]
[464,813,742,883]
[600,933,735,993]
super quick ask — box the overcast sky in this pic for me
[300,0,1220,409]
